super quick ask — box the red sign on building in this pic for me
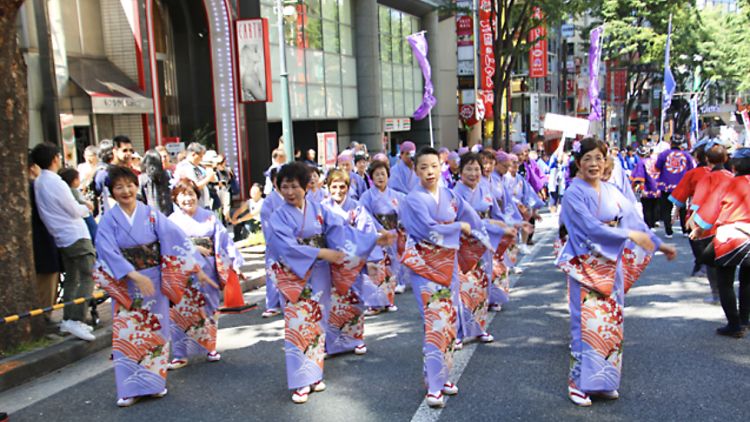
[479,0,495,119]
[529,7,547,79]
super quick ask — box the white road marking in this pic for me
[410,227,554,422]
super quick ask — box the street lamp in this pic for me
[275,0,296,163]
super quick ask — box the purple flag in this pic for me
[588,26,604,121]
[407,32,436,121]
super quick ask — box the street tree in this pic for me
[0,1,44,352]
[439,0,595,149]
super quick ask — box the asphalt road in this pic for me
[2,216,749,421]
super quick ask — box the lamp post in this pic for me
[275,0,295,163]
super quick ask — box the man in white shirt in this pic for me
[173,142,216,208]
[31,142,96,341]
[263,147,287,195]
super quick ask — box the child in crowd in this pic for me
[59,168,97,241]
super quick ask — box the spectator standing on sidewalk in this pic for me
[31,142,96,341]
[264,147,287,195]
[138,149,174,216]
[28,156,61,311]
[173,142,216,209]
[77,145,98,191]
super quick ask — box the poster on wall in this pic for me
[317,132,338,169]
[236,18,272,103]
[59,114,77,166]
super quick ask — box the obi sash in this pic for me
[121,241,161,271]
[375,213,399,231]
[402,240,456,287]
[190,236,214,251]
[457,233,487,273]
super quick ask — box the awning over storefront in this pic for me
[68,57,153,114]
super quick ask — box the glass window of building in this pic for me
[261,0,356,121]
[378,5,423,118]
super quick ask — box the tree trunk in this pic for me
[0,1,44,352]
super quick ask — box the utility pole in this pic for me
[275,0,294,163]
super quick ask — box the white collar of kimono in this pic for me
[115,203,137,226]
[429,188,440,205]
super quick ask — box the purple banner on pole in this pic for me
[407,32,436,121]
[588,26,604,121]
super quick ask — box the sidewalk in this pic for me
[0,246,267,393]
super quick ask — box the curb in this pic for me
[0,273,266,394]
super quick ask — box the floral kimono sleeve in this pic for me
[400,193,462,249]
[93,216,136,309]
[153,209,200,304]
[322,205,378,295]
[557,187,631,296]
[455,196,495,272]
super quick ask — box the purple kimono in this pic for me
[389,159,418,194]
[359,186,407,306]
[320,195,381,353]
[609,160,638,205]
[655,148,694,193]
[491,172,523,225]
[557,178,660,394]
[453,181,504,339]
[306,188,329,204]
[348,171,368,200]
[260,190,285,311]
[521,158,547,193]
[399,185,489,394]
[168,207,242,360]
[93,203,199,400]
[266,199,377,389]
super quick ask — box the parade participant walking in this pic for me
[359,160,406,309]
[260,168,285,318]
[389,141,418,194]
[506,154,544,253]
[92,165,213,407]
[557,138,676,407]
[452,153,508,345]
[336,151,366,200]
[631,146,662,229]
[441,151,461,189]
[320,169,389,355]
[265,163,387,404]
[167,179,240,369]
[399,147,486,408]
[691,148,750,337]
[655,137,695,238]
[306,167,328,203]
[31,143,96,342]
[668,140,712,277]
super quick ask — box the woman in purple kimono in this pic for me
[260,168,285,318]
[93,166,213,407]
[506,154,544,253]
[320,169,390,355]
[556,139,676,407]
[452,153,508,345]
[266,163,389,404]
[359,160,406,312]
[167,179,241,369]
[306,167,328,203]
[399,147,489,408]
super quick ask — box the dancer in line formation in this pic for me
[102,136,750,409]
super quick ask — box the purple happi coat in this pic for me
[631,156,661,199]
[453,181,503,339]
[399,184,490,394]
[93,203,199,400]
[359,186,407,306]
[266,199,377,389]
[655,148,694,193]
[556,178,660,394]
[261,190,285,310]
[168,207,242,360]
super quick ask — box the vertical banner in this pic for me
[690,97,700,144]
[317,132,338,170]
[407,32,437,121]
[528,7,547,79]
[588,25,604,121]
[478,0,495,120]
[236,18,272,103]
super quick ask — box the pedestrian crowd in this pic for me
[24,131,750,410]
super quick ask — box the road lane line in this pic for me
[410,228,554,422]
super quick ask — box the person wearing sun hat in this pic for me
[388,140,418,194]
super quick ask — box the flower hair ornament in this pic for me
[572,141,582,155]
